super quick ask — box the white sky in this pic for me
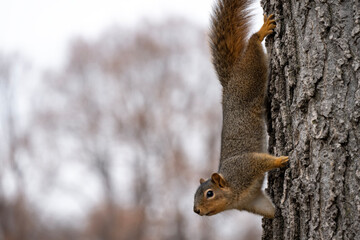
[0,0,263,69]
[0,0,217,69]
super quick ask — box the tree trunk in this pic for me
[261,0,360,239]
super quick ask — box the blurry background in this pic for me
[0,0,264,239]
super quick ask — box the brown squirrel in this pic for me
[193,0,288,219]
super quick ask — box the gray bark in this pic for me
[261,0,360,239]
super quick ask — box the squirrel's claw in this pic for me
[275,156,289,168]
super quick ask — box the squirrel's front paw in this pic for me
[275,156,289,168]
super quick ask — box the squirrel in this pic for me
[193,0,289,219]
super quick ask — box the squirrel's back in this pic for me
[210,0,254,86]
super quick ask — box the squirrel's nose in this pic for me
[193,206,201,215]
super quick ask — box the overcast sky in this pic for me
[0,0,216,69]
[0,0,263,69]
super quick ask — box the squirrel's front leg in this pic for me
[251,153,289,172]
[243,191,275,218]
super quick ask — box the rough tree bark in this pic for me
[261,0,360,239]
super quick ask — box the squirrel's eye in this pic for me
[206,190,214,198]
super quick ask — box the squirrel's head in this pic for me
[193,173,233,216]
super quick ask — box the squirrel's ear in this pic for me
[200,178,205,184]
[211,173,227,188]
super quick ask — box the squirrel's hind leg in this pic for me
[257,14,276,42]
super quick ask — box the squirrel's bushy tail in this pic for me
[210,0,253,86]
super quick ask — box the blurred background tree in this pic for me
[0,19,262,240]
